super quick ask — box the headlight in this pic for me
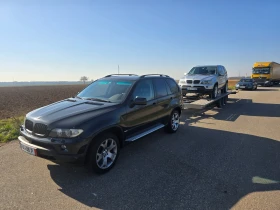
[49,128,83,138]
[236,84,239,87]
[179,80,186,84]
[200,80,212,85]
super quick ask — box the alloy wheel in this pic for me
[171,112,180,131]
[214,86,218,98]
[96,138,118,169]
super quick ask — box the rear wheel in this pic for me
[165,109,180,133]
[86,133,120,174]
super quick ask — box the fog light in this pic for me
[61,145,67,150]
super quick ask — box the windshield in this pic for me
[240,79,253,83]
[188,66,217,75]
[252,68,270,74]
[77,79,134,103]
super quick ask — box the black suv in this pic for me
[18,74,183,173]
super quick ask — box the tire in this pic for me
[211,84,218,99]
[216,98,222,108]
[223,82,228,93]
[165,109,180,133]
[223,95,228,106]
[86,133,120,174]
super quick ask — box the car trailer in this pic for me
[182,90,238,110]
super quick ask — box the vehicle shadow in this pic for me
[254,88,279,91]
[47,124,280,210]
[185,97,280,123]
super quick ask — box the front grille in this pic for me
[25,120,33,132]
[187,80,192,84]
[193,80,200,84]
[34,123,48,136]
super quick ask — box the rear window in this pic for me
[166,79,179,94]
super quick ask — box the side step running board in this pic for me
[125,124,165,142]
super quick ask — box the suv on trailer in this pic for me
[18,74,182,174]
[178,65,228,98]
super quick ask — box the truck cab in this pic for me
[252,62,280,86]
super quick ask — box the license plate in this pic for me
[187,87,197,90]
[240,86,245,88]
[20,143,37,156]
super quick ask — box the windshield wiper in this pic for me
[85,98,111,103]
[75,96,83,99]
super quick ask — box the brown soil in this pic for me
[0,85,87,119]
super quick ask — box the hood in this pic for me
[181,74,214,81]
[26,98,118,125]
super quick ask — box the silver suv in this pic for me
[179,65,228,98]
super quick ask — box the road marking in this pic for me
[226,114,234,121]
[226,113,237,121]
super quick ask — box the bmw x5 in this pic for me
[18,74,183,174]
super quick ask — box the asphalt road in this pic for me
[1,86,280,210]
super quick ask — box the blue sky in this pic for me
[1,0,280,82]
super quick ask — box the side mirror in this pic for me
[184,73,187,76]
[133,97,147,105]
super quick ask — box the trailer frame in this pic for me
[182,90,238,110]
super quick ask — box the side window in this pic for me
[223,66,227,75]
[218,66,224,76]
[154,78,168,98]
[132,80,155,101]
[166,78,179,94]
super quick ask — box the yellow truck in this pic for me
[251,62,280,86]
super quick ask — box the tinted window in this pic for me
[223,66,227,75]
[188,66,217,75]
[154,79,168,98]
[77,79,134,103]
[166,78,179,94]
[132,79,155,101]
[218,66,224,76]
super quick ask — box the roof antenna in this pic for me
[118,65,120,74]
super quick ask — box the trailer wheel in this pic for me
[216,98,222,108]
[222,95,228,106]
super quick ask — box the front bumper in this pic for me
[180,85,214,95]
[236,86,253,90]
[18,127,90,163]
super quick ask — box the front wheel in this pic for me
[86,133,120,174]
[165,110,180,133]
[211,84,218,99]
[223,82,228,93]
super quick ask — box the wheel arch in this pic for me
[84,126,124,164]
[173,106,182,116]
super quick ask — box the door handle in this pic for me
[153,102,157,105]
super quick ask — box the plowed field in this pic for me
[0,85,87,119]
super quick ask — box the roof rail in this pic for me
[105,74,138,77]
[140,74,170,78]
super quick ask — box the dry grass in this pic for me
[228,80,238,87]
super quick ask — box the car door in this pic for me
[121,79,159,138]
[153,78,173,124]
